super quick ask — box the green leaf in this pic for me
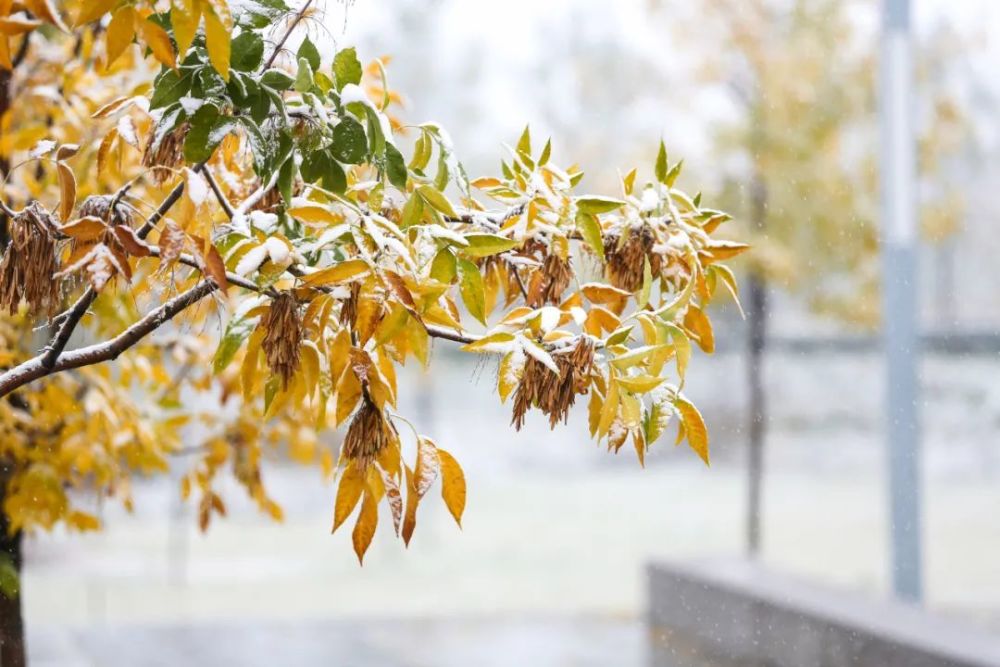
[462,234,518,258]
[666,159,684,187]
[231,31,264,72]
[399,194,423,229]
[184,104,235,163]
[577,196,627,215]
[0,553,18,600]
[576,211,604,261]
[260,68,295,90]
[638,256,652,308]
[539,138,552,166]
[457,258,486,325]
[331,117,367,164]
[150,67,193,110]
[301,149,346,194]
[333,46,362,91]
[417,185,458,219]
[298,36,321,72]
[213,317,254,374]
[385,142,407,189]
[655,140,668,184]
[516,124,531,158]
[294,56,314,93]
[430,248,457,284]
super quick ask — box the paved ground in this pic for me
[20,349,1000,664]
[30,616,646,667]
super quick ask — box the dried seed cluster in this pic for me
[142,123,188,184]
[343,395,395,467]
[527,252,573,308]
[512,337,596,430]
[0,203,62,317]
[261,292,303,388]
[77,195,134,227]
[604,225,661,293]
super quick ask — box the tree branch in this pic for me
[0,281,217,399]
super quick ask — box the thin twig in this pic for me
[263,0,314,70]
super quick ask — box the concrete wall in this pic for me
[647,560,1000,667]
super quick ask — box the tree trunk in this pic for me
[0,39,28,667]
[746,175,768,559]
[0,508,25,667]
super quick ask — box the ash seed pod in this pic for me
[343,394,395,468]
[142,122,189,185]
[0,203,62,317]
[261,292,303,389]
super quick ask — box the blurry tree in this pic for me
[658,0,967,556]
[0,1,746,663]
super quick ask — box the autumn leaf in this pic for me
[105,7,136,67]
[436,448,466,528]
[675,395,709,466]
[138,19,177,69]
[352,488,378,564]
[332,462,365,532]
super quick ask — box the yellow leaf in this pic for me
[675,396,709,466]
[665,323,691,382]
[0,17,42,35]
[0,37,11,70]
[683,305,715,354]
[74,0,117,26]
[288,204,339,225]
[171,0,202,57]
[617,374,665,394]
[704,240,750,262]
[139,18,176,69]
[497,351,523,403]
[24,0,66,31]
[587,389,603,437]
[436,448,466,528]
[332,462,364,533]
[241,326,264,401]
[105,6,136,68]
[301,259,370,287]
[351,488,378,564]
[460,331,515,353]
[335,364,362,427]
[60,216,106,241]
[377,465,403,536]
[417,185,458,218]
[401,465,418,546]
[597,378,619,439]
[57,161,76,222]
[203,3,231,80]
[414,437,440,497]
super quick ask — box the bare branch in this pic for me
[0,281,217,399]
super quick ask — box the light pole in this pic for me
[880,0,923,602]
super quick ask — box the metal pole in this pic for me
[880,0,923,602]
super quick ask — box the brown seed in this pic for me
[0,203,62,317]
[511,337,596,430]
[142,122,189,185]
[261,292,303,389]
[77,195,134,227]
[604,225,656,293]
[343,394,395,468]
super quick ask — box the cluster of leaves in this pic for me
[0,0,745,562]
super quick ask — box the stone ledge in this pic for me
[647,559,1000,667]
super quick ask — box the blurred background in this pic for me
[27,0,1000,664]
